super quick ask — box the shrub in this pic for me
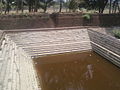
[82,13,91,20]
[112,30,120,39]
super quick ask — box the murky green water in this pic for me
[34,51,120,90]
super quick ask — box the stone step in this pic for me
[30,47,92,57]
[0,39,12,90]
[2,40,14,90]
[92,44,120,63]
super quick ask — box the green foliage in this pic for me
[19,13,29,17]
[39,0,55,12]
[82,13,91,20]
[0,0,116,14]
[69,0,78,12]
[0,2,4,11]
[0,3,4,8]
[112,30,120,39]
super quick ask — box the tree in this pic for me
[63,0,70,12]
[109,0,112,13]
[34,0,39,12]
[4,0,12,14]
[59,0,64,12]
[39,0,55,13]
[16,0,23,13]
[26,0,34,12]
[0,1,4,14]
[111,0,120,13]
[59,0,62,12]
[78,0,108,13]
[98,0,108,13]
[69,0,78,12]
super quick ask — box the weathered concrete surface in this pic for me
[0,35,39,90]
[88,29,120,67]
[0,31,3,38]
[88,29,120,55]
[0,30,4,47]
[7,29,92,58]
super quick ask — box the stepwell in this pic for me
[0,27,120,90]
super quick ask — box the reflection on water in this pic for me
[34,51,120,90]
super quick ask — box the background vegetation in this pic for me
[0,0,119,14]
[112,29,120,39]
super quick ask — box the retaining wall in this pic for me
[0,13,120,30]
[88,29,120,67]
[0,14,54,30]
[98,14,120,26]
[52,13,100,27]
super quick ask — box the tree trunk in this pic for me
[0,0,2,14]
[118,5,120,13]
[5,1,10,14]
[28,0,33,12]
[59,0,62,12]
[29,3,32,12]
[21,0,24,13]
[116,0,120,13]
[98,0,108,13]
[44,3,47,13]
[34,0,39,12]
[16,0,19,13]
[109,0,112,14]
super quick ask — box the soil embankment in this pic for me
[0,13,120,30]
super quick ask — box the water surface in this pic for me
[34,51,120,90]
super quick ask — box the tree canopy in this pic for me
[0,0,119,14]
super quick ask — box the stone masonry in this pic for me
[7,29,92,58]
[0,34,39,90]
[0,28,92,90]
[1,27,120,90]
[88,29,120,67]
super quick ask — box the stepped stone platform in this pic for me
[0,33,39,90]
[0,27,120,90]
[0,28,92,90]
[7,28,91,57]
[88,29,120,67]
